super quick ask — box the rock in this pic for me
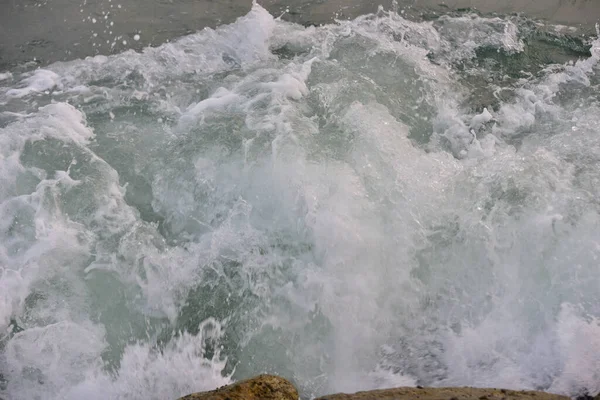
[315,387,571,400]
[178,374,298,400]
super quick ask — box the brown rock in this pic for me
[315,387,570,400]
[178,374,298,400]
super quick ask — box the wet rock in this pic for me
[574,392,600,400]
[177,374,298,400]
[314,387,571,400]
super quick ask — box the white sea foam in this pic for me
[1,3,600,400]
[6,69,62,98]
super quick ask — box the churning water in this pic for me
[1,3,600,399]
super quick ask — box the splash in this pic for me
[1,3,600,399]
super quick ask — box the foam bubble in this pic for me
[5,69,62,98]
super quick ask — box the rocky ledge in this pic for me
[178,375,574,400]
[178,375,298,400]
[315,387,571,400]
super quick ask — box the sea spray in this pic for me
[1,4,600,399]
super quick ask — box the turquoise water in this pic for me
[1,5,600,399]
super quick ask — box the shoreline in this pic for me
[1,0,598,69]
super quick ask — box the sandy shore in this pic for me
[0,0,598,68]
